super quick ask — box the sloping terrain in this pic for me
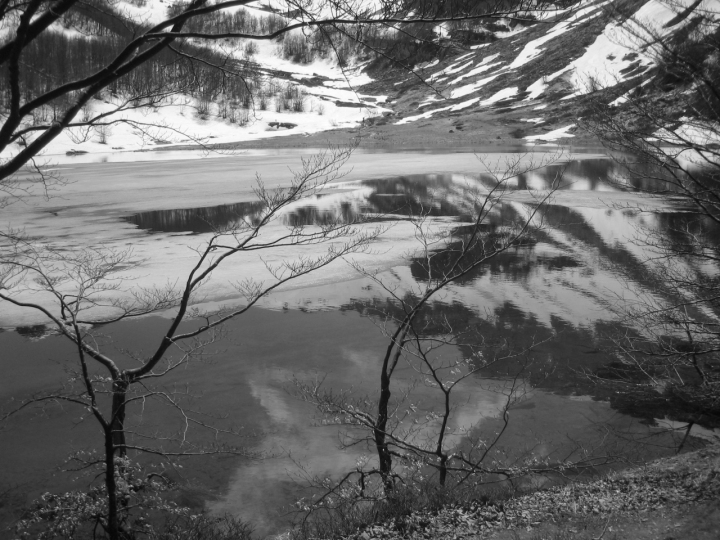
[1,0,392,157]
[204,0,719,152]
[366,0,715,145]
[339,444,720,540]
[7,0,715,159]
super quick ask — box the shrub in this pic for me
[282,33,314,64]
[290,475,510,540]
[243,40,258,59]
[95,124,111,144]
[12,458,254,540]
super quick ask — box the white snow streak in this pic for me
[525,124,577,141]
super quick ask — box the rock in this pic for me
[335,100,366,108]
[268,122,298,129]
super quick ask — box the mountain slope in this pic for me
[181,0,718,152]
[355,0,717,146]
[8,0,716,159]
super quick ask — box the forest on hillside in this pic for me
[0,0,522,125]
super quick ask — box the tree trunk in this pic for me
[375,376,393,493]
[111,377,128,457]
[106,376,130,540]
[104,427,120,540]
[438,455,447,486]
[375,325,411,494]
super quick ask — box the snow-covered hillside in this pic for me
[36,64,388,157]
[5,0,393,160]
[7,0,718,159]
[390,0,720,142]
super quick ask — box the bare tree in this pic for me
[296,155,597,487]
[350,167,556,493]
[0,1,570,536]
[290,155,628,538]
[1,147,382,539]
[581,0,720,447]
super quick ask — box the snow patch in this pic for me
[395,97,479,124]
[655,118,720,163]
[452,97,481,111]
[561,0,717,97]
[481,87,518,106]
[495,26,528,40]
[114,0,169,25]
[524,65,573,100]
[450,74,501,99]
[455,52,475,61]
[508,1,610,69]
[429,59,475,81]
[450,54,503,85]
[418,95,444,108]
[525,124,577,141]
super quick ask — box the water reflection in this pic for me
[165,171,720,433]
[360,175,470,217]
[125,159,651,234]
[128,201,265,233]
[8,152,720,537]
[284,200,358,227]
[339,295,616,399]
[126,156,720,235]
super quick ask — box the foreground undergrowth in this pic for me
[287,445,720,540]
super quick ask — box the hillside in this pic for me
[2,0,712,160]
[223,0,718,151]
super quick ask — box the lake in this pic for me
[1,147,717,536]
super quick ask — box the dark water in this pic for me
[3,154,720,536]
[127,201,266,233]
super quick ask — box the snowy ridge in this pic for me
[5,0,715,156]
[393,0,718,141]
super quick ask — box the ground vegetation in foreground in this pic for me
[291,445,720,540]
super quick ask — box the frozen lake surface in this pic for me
[1,148,686,327]
[1,148,716,535]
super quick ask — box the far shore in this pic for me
[147,121,602,153]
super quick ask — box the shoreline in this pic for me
[134,124,605,154]
[31,121,606,164]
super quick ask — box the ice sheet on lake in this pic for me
[0,150,690,329]
[2,152,563,326]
